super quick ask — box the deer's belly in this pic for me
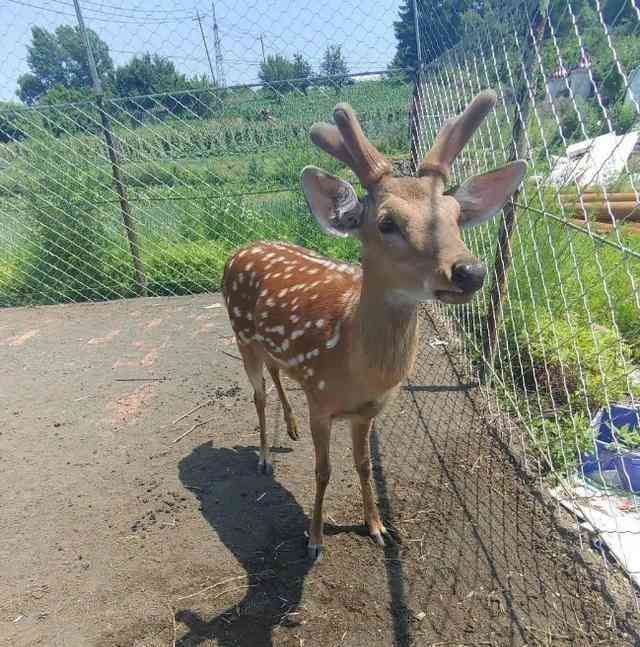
[332,385,400,420]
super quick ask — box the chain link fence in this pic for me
[403,0,640,600]
[1,0,640,635]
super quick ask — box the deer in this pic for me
[222,90,526,561]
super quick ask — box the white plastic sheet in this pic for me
[547,131,639,188]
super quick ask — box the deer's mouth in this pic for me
[435,289,476,305]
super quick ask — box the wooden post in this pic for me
[480,8,545,381]
[72,0,147,296]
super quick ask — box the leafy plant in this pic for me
[612,423,640,449]
[531,411,593,478]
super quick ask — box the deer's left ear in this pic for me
[301,166,364,238]
[453,160,527,229]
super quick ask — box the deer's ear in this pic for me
[301,166,364,237]
[454,160,526,229]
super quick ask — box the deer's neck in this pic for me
[351,262,419,382]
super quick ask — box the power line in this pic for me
[53,0,197,21]
[7,0,202,24]
[76,0,203,15]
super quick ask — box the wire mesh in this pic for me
[0,0,410,306]
[2,0,640,640]
[401,0,640,602]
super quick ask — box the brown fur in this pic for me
[222,92,526,560]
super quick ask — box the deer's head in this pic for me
[301,91,526,305]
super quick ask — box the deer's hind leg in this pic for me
[238,343,271,475]
[266,364,300,441]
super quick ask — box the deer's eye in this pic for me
[378,216,399,235]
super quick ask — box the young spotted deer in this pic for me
[222,90,526,560]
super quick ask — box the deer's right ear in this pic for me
[301,166,364,238]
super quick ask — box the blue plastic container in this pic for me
[580,404,640,493]
[617,451,640,493]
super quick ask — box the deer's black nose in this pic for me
[451,262,487,292]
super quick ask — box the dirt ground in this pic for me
[1,294,638,647]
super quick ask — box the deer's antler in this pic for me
[418,90,497,182]
[310,103,392,187]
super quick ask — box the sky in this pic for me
[0,0,401,101]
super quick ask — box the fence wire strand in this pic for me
[2,0,640,641]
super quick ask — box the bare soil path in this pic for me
[1,295,637,646]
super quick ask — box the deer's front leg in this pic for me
[308,415,332,562]
[351,418,390,546]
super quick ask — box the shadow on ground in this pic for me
[177,442,325,646]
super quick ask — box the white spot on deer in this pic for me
[237,250,247,258]
[281,339,290,351]
[261,312,269,319]
[297,353,305,364]
[310,348,320,358]
[250,271,256,284]
[278,288,288,297]
[232,281,237,292]
[245,261,254,271]
[306,268,319,275]
[260,288,268,297]
[255,334,264,342]
[264,252,275,260]
[326,321,341,349]
[304,367,314,378]
[310,294,319,301]
[266,297,275,307]
[266,325,285,336]
[272,273,281,279]
[238,273,244,284]
[318,380,326,390]
[315,319,325,328]
[264,273,272,280]
[246,313,253,321]
[233,306,242,318]
[228,256,235,269]
[310,281,321,288]
[291,284,305,291]
[291,329,304,340]
[238,331,250,344]
[283,273,293,280]
[290,315,299,324]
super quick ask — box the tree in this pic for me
[390,0,480,79]
[258,54,313,94]
[320,45,353,92]
[17,25,113,104]
[0,101,28,143]
[40,85,97,136]
[114,53,187,98]
[292,54,313,94]
[113,54,219,122]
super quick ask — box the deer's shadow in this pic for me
[176,442,313,647]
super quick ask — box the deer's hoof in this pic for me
[369,523,395,547]
[286,417,300,441]
[257,458,273,475]
[307,543,324,562]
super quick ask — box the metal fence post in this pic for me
[72,0,147,297]
[409,0,424,174]
[480,6,545,382]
